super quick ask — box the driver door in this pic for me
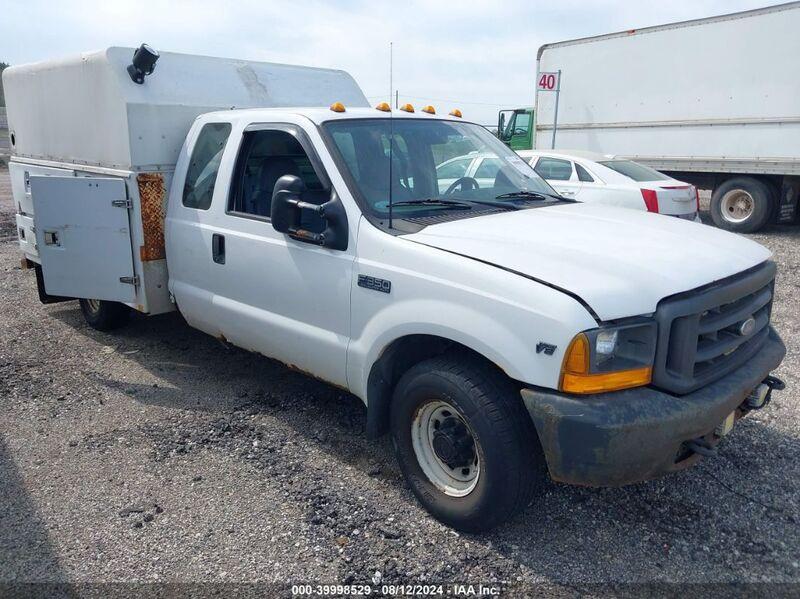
[210,124,356,388]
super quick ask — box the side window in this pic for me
[576,163,595,182]
[436,157,470,180]
[534,157,573,181]
[183,123,232,210]
[474,158,503,179]
[228,129,326,219]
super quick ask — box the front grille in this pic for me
[652,262,775,395]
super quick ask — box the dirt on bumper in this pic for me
[521,328,786,487]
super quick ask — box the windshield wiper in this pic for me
[389,198,472,210]
[449,198,522,211]
[495,190,567,201]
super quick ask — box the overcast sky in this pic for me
[2,0,775,123]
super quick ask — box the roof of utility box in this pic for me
[2,46,369,170]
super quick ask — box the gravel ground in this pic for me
[1,168,798,595]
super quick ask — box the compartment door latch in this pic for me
[119,275,139,286]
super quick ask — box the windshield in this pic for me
[323,118,558,218]
[599,160,670,182]
[503,111,530,140]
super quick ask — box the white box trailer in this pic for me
[3,46,368,315]
[535,1,800,232]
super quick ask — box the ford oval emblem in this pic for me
[739,316,756,337]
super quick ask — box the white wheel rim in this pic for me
[720,189,755,223]
[411,400,480,497]
[85,299,102,313]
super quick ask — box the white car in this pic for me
[435,152,503,194]
[518,150,700,220]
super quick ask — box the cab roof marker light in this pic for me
[375,102,391,112]
[400,103,415,113]
[449,109,462,118]
[421,105,436,114]
[329,102,346,113]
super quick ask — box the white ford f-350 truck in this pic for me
[3,47,786,531]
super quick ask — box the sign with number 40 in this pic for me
[537,72,560,91]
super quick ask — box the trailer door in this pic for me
[31,176,137,304]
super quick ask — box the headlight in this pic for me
[560,321,657,394]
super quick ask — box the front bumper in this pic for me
[521,327,785,487]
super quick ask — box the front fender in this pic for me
[346,223,598,403]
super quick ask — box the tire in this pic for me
[79,299,130,331]
[390,351,545,532]
[710,177,773,233]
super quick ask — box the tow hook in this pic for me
[685,375,786,460]
[746,375,785,411]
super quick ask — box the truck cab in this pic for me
[497,108,533,150]
[4,47,786,532]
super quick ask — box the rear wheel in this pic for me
[710,177,773,233]
[79,299,130,331]
[390,352,545,532]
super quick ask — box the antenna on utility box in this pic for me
[388,41,394,230]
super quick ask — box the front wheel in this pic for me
[79,299,130,331]
[390,352,545,532]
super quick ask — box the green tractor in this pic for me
[497,108,534,151]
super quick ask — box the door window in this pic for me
[436,157,470,180]
[228,129,326,219]
[183,123,232,210]
[534,157,573,181]
[474,158,503,179]
[575,163,595,182]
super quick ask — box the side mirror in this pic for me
[271,175,348,251]
[271,175,305,234]
[498,112,506,139]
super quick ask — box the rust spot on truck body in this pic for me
[137,173,166,261]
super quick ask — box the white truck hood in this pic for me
[404,203,772,321]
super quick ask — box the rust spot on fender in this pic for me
[137,173,166,261]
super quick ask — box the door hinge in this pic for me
[119,275,140,286]
[112,199,133,209]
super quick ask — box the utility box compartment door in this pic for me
[31,176,137,304]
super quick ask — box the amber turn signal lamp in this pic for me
[421,105,436,114]
[330,102,346,113]
[375,102,391,112]
[449,109,462,118]
[559,333,651,394]
[400,103,415,113]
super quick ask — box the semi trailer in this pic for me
[502,2,800,233]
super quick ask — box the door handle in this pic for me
[212,233,225,264]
